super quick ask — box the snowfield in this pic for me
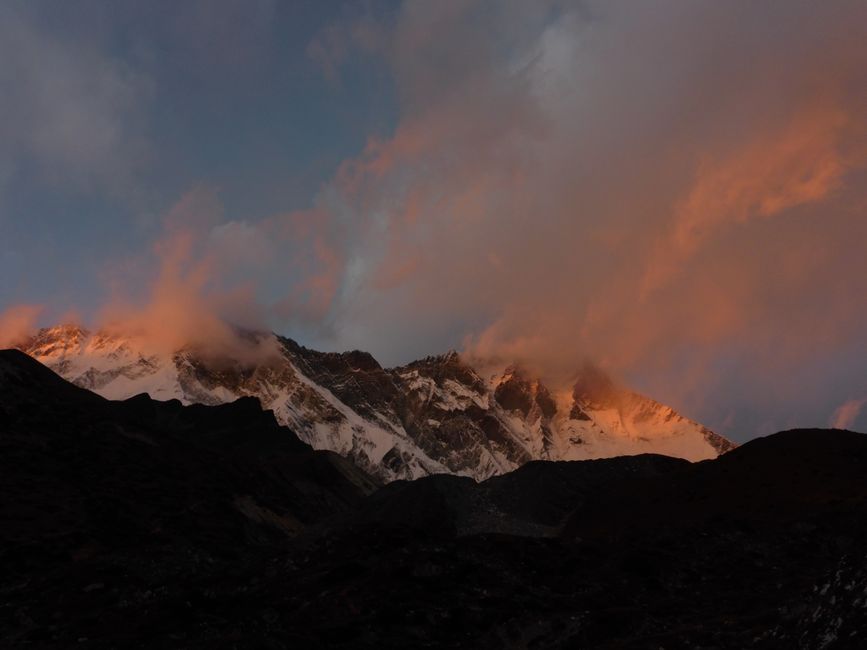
[20,325,734,481]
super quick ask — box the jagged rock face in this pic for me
[17,325,735,481]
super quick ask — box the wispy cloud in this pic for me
[831,398,867,431]
[286,0,867,435]
[0,4,151,201]
[7,1,867,439]
[0,304,43,348]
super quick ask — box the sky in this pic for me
[1,0,866,441]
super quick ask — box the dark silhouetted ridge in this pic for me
[2,355,866,648]
[0,347,104,405]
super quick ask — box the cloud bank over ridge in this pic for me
[289,1,867,436]
[2,1,867,438]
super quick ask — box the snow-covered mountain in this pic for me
[16,324,734,481]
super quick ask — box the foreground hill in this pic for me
[0,349,375,604]
[17,325,733,481]
[1,352,865,648]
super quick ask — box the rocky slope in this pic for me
[17,324,733,481]
[1,355,864,648]
[0,348,376,550]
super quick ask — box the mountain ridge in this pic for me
[15,324,734,481]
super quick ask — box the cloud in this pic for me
[0,4,151,200]
[831,398,867,431]
[641,102,852,296]
[97,187,281,364]
[17,1,863,439]
[0,304,43,348]
[91,177,354,366]
[281,0,867,436]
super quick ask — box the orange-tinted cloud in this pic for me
[642,102,852,296]
[291,1,867,436]
[51,1,867,437]
[831,398,867,430]
[0,304,43,347]
[97,188,279,363]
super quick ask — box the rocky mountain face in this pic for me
[18,325,733,481]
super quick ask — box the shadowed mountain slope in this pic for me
[310,428,867,648]
[564,428,867,540]
[0,349,376,576]
[2,352,866,648]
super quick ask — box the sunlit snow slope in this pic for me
[18,325,734,481]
